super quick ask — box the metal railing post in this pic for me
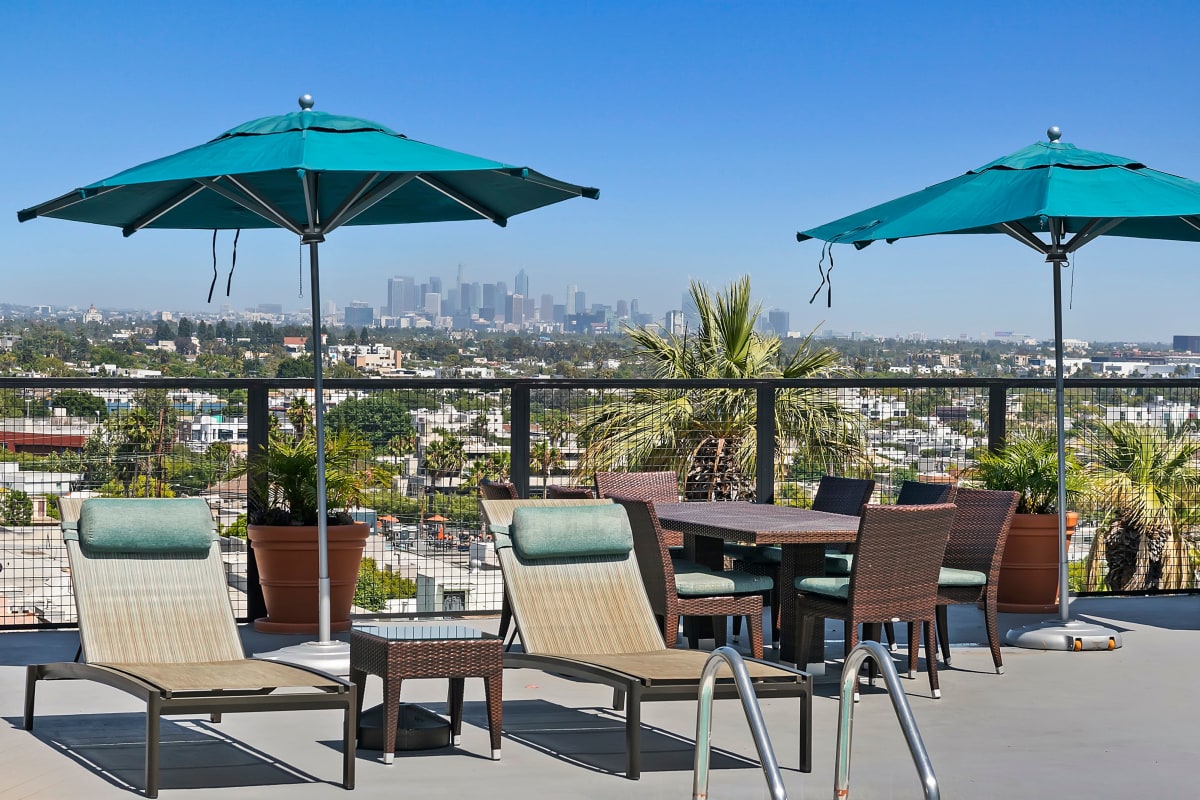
[245,382,269,622]
[511,384,531,498]
[987,383,1007,453]
[756,385,776,504]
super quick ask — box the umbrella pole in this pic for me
[1006,243,1122,652]
[308,237,333,644]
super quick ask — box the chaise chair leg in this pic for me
[924,620,941,699]
[24,665,40,731]
[146,694,161,799]
[344,684,357,789]
[625,686,642,779]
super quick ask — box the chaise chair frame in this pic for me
[480,498,812,780]
[23,497,356,798]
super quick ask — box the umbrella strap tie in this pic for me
[206,229,241,302]
[225,229,240,297]
[808,240,835,307]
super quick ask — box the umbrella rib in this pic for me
[122,183,208,237]
[1065,218,1124,253]
[17,186,121,223]
[1183,217,1200,234]
[417,175,507,226]
[995,222,1050,254]
[321,173,416,235]
[302,170,320,237]
[200,176,305,236]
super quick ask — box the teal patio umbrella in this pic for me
[798,127,1200,651]
[18,95,598,665]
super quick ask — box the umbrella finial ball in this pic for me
[299,94,315,111]
[1047,126,1062,142]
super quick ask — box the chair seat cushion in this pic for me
[675,568,773,596]
[729,544,782,565]
[668,546,687,560]
[510,505,633,560]
[824,553,853,576]
[795,576,851,600]
[938,567,988,587]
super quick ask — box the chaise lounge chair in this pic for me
[24,497,357,798]
[480,498,812,780]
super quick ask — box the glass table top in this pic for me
[353,624,497,642]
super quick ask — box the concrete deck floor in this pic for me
[1,595,1196,799]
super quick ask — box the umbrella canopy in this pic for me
[797,127,1200,649]
[18,95,597,655]
[19,100,597,236]
[798,132,1200,250]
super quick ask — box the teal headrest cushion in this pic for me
[76,498,216,555]
[510,505,633,560]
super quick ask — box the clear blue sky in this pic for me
[4,1,1200,342]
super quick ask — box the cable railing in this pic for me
[3,375,1200,629]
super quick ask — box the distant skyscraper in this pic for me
[616,299,628,317]
[666,309,686,336]
[507,293,525,325]
[630,298,639,317]
[424,292,441,317]
[1174,335,1200,352]
[344,301,374,329]
[495,280,507,300]
[462,282,481,314]
[575,291,586,313]
[515,268,529,298]
[429,276,443,296]
[523,296,536,320]
[388,276,415,315]
[565,284,577,315]
[540,293,554,321]
[768,309,790,337]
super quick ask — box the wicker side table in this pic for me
[350,624,503,764]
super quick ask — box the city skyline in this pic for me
[5,3,1200,341]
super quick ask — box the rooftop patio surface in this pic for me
[1,595,1194,799]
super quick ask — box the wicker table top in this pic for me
[653,501,860,545]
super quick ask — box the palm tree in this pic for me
[1080,421,1200,591]
[577,277,865,500]
[424,432,466,491]
[286,395,312,439]
[530,441,564,489]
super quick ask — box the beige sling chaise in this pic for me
[480,498,812,780]
[24,497,356,798]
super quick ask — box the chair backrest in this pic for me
[896,480,958,506]
[66,497,245,664]
[811,476,876,516]
[609,495,677,617]
[479,479,519,500]
[594,471,679,503]
[942,488,1019,578]
[545,484,596,499]
[483,499,665,656]
[848,503,957,615]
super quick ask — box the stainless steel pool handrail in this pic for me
[692,646,802,800]
[835,640,939,799]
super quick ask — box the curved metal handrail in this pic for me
[692,646,797,800]
[836,641,939,800]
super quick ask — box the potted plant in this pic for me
[239,428,393,633]
[970,428,1087,613]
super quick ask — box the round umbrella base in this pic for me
[253,639,351,676]
[1006,619,1123,651]
[358,703,452,752]
[253,617,352,635]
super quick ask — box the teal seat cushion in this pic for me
[668,545,687,560]
[675,568,773,596]
[75,498,215,555]
[825,553,853,576]
[728,544,782,565]
[510,505,633,560]
[795,576,851,600]
[938,567,988,587]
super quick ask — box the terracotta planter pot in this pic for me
[995,512,1076,613]
[248,522,370,634]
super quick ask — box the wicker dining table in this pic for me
[652,502,861,667]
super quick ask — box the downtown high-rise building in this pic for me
[540,293,554,321]
[768,309,790,337]
[515,268,529,298]
[565,284,577,315]
[387,276,416,315]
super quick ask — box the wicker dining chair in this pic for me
[735,475,876,643]
[794,503,957,698]
[479,478,519,500]
[594,471,682,551]
[611,495,773,659]
[935,487,1019,674]
[545,484,596,499]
